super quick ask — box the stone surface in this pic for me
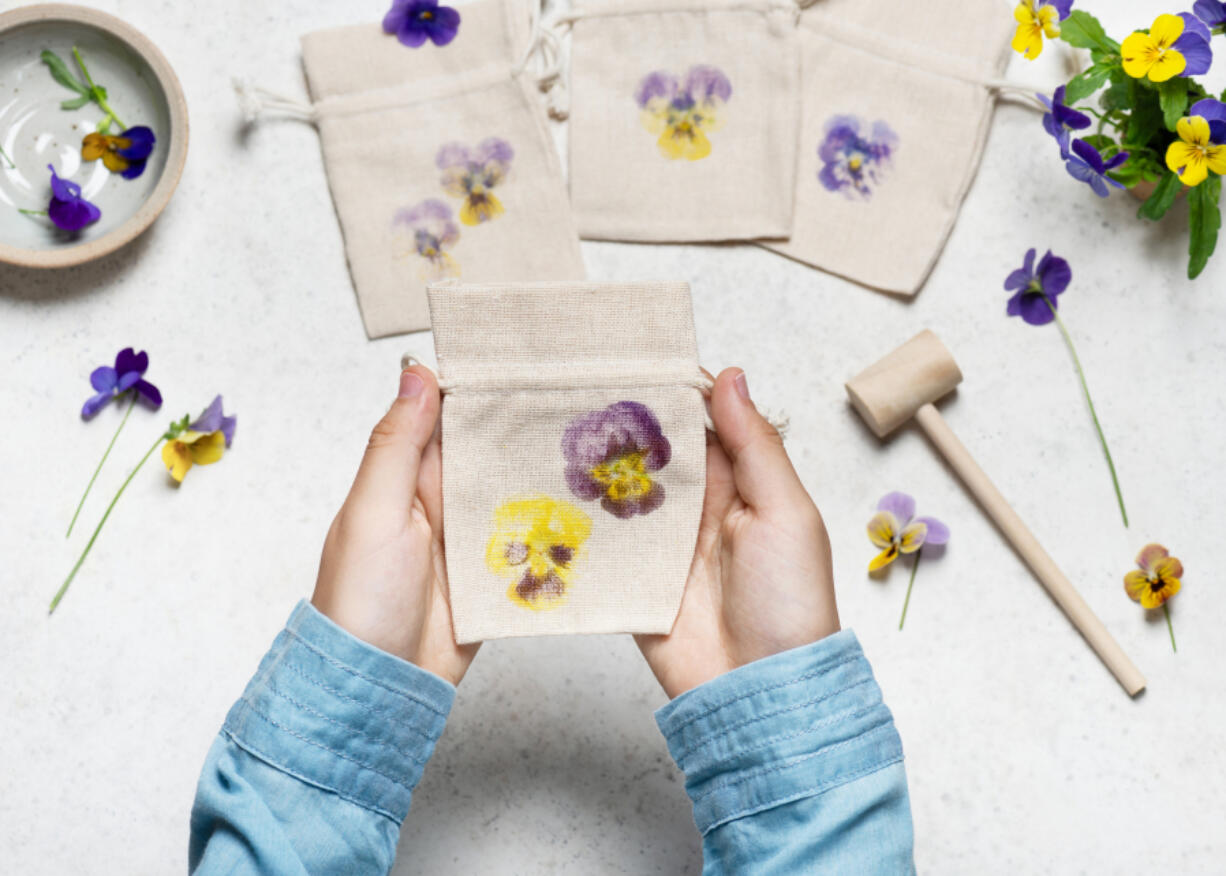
[1,1,1223,872]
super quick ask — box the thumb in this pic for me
[709,367,809,512]
[348,365,441,513]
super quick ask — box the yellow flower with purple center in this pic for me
[1124,543,1182,651]
[436,138,513,226]
[563,401,671,518]
[1011,0,1073,60]
[635,66,732,162]
[1165,104,1226,187]
[486,495,592,610]
[393,198,460,279]
[1122,13,1213,82]
[161,395,236,483]
[81,125,156,179]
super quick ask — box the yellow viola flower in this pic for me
[485,495,592,610]
[1124,544,1182,610]
[1165,115,1226,186]
[161,430,226,482]
[1121,14,1188,82]
[1012,0,1066,60]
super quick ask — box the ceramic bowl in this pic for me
[0,4,188,268]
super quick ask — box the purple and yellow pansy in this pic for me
[562,401,671,519]
[1012,0,1074,59]
[486,495,592,610]
[818,115,897,200]
[161,395,237,483]
[1121,13,1212,82]
[81,125,156,179]
[436,138,514,226]
[635,65,732,161]
[867,491,949,573]
[394,198,461,279]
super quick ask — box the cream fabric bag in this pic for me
[296,3,585,339]
[564,0,800,242]
[762,3,1013,294]
[428,281,706,643]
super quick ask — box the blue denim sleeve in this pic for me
[189,600,455,875]
[656,630,915,875]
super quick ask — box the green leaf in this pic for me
[39,50,87,95]
[1081,134,1115,151]
[1138,171,1183,221]
[1110,151,1163,187]
[90,84,108,102]
[1158,79,1189,131]
[59,94,90,110]
[1125,83,1164,149]
[1065,62,1114,104]
[1059,11,1120,54]
[1187,175,1221,279]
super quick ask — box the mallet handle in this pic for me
[914,403,1146,696]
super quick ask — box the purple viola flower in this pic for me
[1004,247,1071,326]
[190,395,237,447]
[46,164,100,232]
[82,347,162,418]
[1175,12,1213,76]
[818,114,898,200]
[115,126,156,179]
[383,0,461,48]
[1038,85,1091,159]
[393,198,460,278]
[1194,0,1226,30]
[867,491,950,572]
[1065,139,1127,198]
[562,401,672,519]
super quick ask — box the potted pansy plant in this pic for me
[1013,3,1226,277]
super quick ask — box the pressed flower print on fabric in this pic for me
[635,66,732,161]
[393,198,460,280]
[486,495,592,610]
[818,115,899,200]
[563,402,671,519]
[437,138,514,225]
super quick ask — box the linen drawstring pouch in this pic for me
[762,1,1013,295]
[562,0,801,242]
[427,280,706,644]
[279,0,585,338]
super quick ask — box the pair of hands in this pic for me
[311,364,839,698]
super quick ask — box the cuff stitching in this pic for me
[693,721,898,803]
[237,696,418,795]
[265,682,429,767]
[664,653,863,737]
[280,660,436,745]
[672,675,876,765]
[284,627,448,717]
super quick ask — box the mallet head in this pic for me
[845,329,963,438]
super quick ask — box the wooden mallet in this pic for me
[846,330,1145,696]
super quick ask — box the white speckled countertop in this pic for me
[1,1,1223,872]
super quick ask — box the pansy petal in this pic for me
[1174,35,1212,77]
[1006,290,1027,317]
[119,159,147,180]
[1151,13,1186,46]
[1140,579,1179,609]
[876,491,916,523]
[116,370,141,392]
[190,395,224,433]
[1190,97,1226,124]
[1136,543,1169,572]
[1152,556,1183,581]
[189,431,227,466]
[134,379,162,408]
[220,414,237,448]
[162,440,193,483]
[114,347,147,375]
[89,365,118,392]
[1123,570,1150,602]
[81,390,112,419]
[115,126,155,160]
[914,516,950,545]
[1121,32,1156,78]
[1018,291,1056,325]
[868,545,898,572]
[899,521,928,553]
[1036,251,1072,295]
[867,511,898,549]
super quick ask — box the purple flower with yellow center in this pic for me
[82,347,162,419]
[81,125,156,179]
[818,115,898,200]
[1011,0,1074,60]
[562,401,671,518]
[1122,13,1212,82]
[1194,0,1226,31]
[867,492,949,629]
[436,138,514,225]
[393,198,460,279]
[161,395,237,483]
[1065,139,1128,198]
[636,65,732,161]
[1039,85,1091,159]
[383,0,461,48]
[1124,543,1183,651]
[46,164,100,232]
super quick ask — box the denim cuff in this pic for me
[655,630,904,835]
[223,600,455,823]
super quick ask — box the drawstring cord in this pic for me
[232,78,317,124]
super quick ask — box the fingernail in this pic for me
[734,371,750,401]
[399,370,424,398]
[400,353,419,370]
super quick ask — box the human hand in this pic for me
[311,365,477,686]
[635,368,840,699]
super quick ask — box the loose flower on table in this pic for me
[865,492,949,630]
[1123,543,1183,652]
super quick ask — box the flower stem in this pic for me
[1042,294,1129,527]
[50,432,162,614]
[1163,603,1177,653]
[72,46,125,132]
[18,208,48,217]
[67,393,135,538]
[899,548,921,630]
[0,143,13,168]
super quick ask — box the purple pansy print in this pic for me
[436,138,514,226]
[46,164,101,231]
[393,198,460,279]
[562,401,672,519]
[818,115,898,200]
[635,65,733,161]
[1065,139,1127,198]
[383,0,461,48]
[1038,85,1091,159]
[1004,247,1071,326]
[82,347,162,419]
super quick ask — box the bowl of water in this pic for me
[0,4,188,268]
